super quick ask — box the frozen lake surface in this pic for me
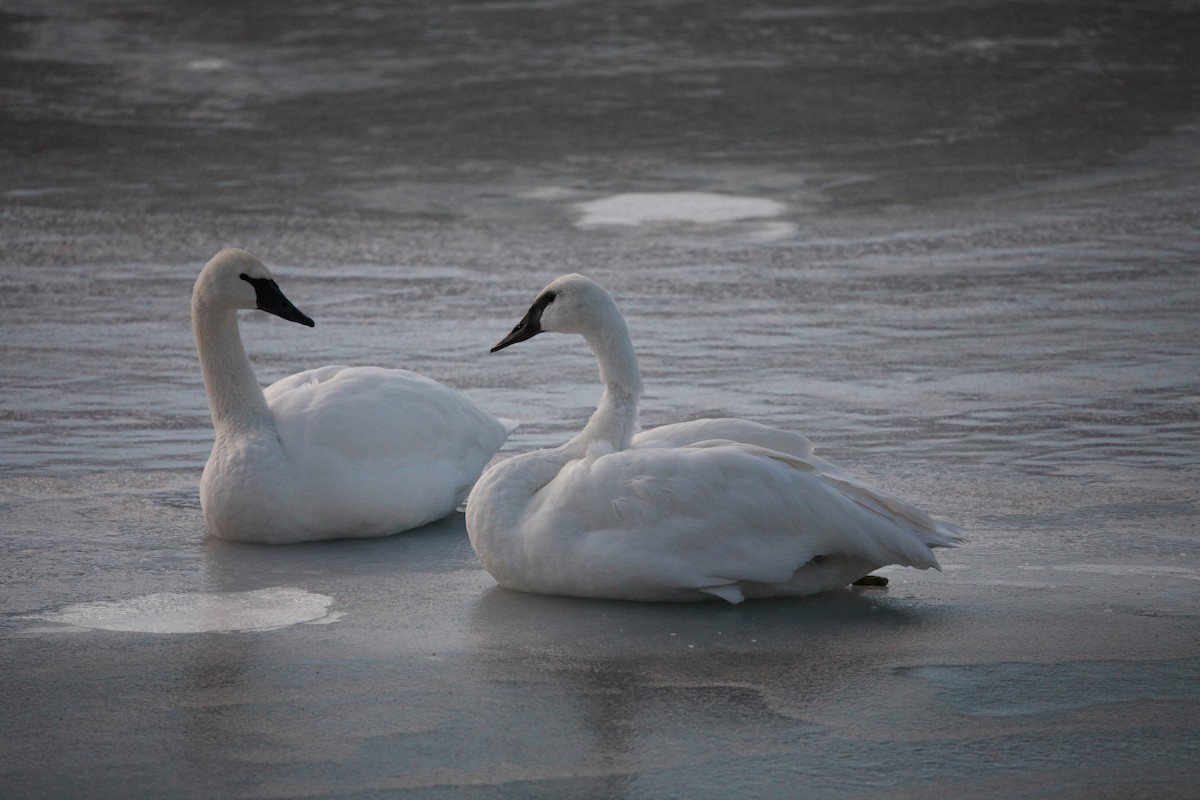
[2,1,1199,797]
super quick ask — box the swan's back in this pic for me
[632,417,813,456]
[265,365,502,461]
[260,365,509,539]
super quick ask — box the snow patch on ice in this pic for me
[29,587,338,633]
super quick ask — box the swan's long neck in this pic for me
[192,295,274,437]
[569,306,643,455]
[467,281,644,568]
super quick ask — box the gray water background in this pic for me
[2,1,1199,797]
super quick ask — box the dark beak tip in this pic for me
[490,327,533,353]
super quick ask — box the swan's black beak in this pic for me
[241,274,315,327]
[491,309,541,352]
[491,291,555,352]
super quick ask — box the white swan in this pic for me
[466,274,961,603]
[193,248,510,544]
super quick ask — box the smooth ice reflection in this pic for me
[31,587,339,633]
[909,658,1200,717]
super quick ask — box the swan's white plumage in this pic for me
[466,273,960,603]
[194,249,510,544]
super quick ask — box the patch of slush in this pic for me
[575,192,787,228]
[29,587,338,633]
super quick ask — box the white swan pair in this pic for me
[194,251,960,603]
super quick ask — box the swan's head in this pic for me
[195,248,314,327]
[491,273,618,352]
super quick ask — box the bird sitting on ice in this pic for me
[192,248,510,543]
[466,273,960,602]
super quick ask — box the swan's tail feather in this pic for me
[700,583,745,604]
[809,472,963,570]
[807,457,964,549]
[928,518,964,549]
[686,438,963,569]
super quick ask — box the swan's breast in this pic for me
[200,430,296,539]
